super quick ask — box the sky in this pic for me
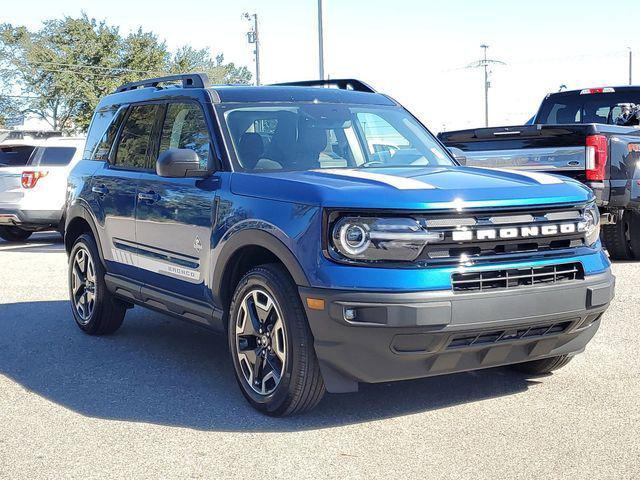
[3,0,639,132]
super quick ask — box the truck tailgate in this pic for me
[439,124,594,182]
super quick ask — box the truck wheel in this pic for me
[510,355,572,375]
[228,264,325,416]
[628,211,640,256]
[0,226,32,242]
[601,212,634,260]
[68,233,126,335]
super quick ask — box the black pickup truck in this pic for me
[439,86,640,260]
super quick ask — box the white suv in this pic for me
[0,137,85,242]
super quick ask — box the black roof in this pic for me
[547,85,640,97]
[97,74,396,110]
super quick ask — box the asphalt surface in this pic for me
[0,232,638,479]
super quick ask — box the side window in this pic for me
[85,106,124,161]
[28,147,77,166]
[159,102,212,169]
[114,104,160,169]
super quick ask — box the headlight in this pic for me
[579,202,600,246]
[331,216,444,262]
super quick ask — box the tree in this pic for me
[170,46,252,85]
[0,14,252,133]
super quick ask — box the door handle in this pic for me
[91,185,109,196]
[137,191,161,203]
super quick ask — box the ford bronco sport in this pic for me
[64,74,614,416]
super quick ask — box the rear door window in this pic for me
[28,146,77,166]
[114,104,161,169]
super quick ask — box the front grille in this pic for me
[451,262,583,292]
[417,206,586,264]
[447,320,572,349]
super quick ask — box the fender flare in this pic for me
[212,229,310,301]
[64,201,105,262]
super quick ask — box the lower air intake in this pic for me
[451,262,583,293]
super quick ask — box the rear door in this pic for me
[135,101,219,303]
[90,103,162,283]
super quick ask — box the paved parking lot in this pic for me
[0,233,638,479]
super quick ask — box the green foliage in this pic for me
[0,14,252,133]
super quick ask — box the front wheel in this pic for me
[601,211,634,260]
[68,233,126,335]
[228,264,325,416]
[0,226,32,242]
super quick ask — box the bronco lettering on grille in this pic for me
[451,222,579,242]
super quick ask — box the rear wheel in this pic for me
[0,226,32,242]
[601,211,634,260]
[228,264,325,416]
[510,355,573,375]
[68,233,126,335]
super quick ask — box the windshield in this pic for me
[536,92,640,125]
[219,103,454,171]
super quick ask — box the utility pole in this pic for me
[629,47,633,85]
[318,0,325,79]
[466,45,506,127]
[243,13,260,85]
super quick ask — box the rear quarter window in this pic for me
[28,146,77,166]
[84,106,126,161]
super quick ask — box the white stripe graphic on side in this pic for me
[110,247,200,281]
[315,169,436,190]
[490,168,565,185]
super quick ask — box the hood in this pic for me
[230,166,593,210]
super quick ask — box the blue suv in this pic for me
[64,74,614,416]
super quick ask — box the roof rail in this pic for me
[272,78,376,93]
[115,73,211,93]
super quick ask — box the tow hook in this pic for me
[600,212,618,225]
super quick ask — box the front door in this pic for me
[135,101,218,303]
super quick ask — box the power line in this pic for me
[466,44,506,127]
[18,60,158,74]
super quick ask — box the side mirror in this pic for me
[156,148,210,178]
[447,147,467,165]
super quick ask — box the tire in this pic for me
[228,264,325,416]
[510,355,573,375]
[0,226,32,242]
[68,233,126,335]
[601,212,634,260]
[628,211,640,256]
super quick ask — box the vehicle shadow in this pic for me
[0,300,539,432]
[0,233,64,253]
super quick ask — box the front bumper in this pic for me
[0,208,62,229]
[300,270,615,393]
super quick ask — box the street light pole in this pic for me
[318,0,325,80]
[482,44,489,128]
[629,47,633,86]
[243,13,260,85]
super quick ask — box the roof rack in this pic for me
[272,78,376,93]
[115,73,211,93]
